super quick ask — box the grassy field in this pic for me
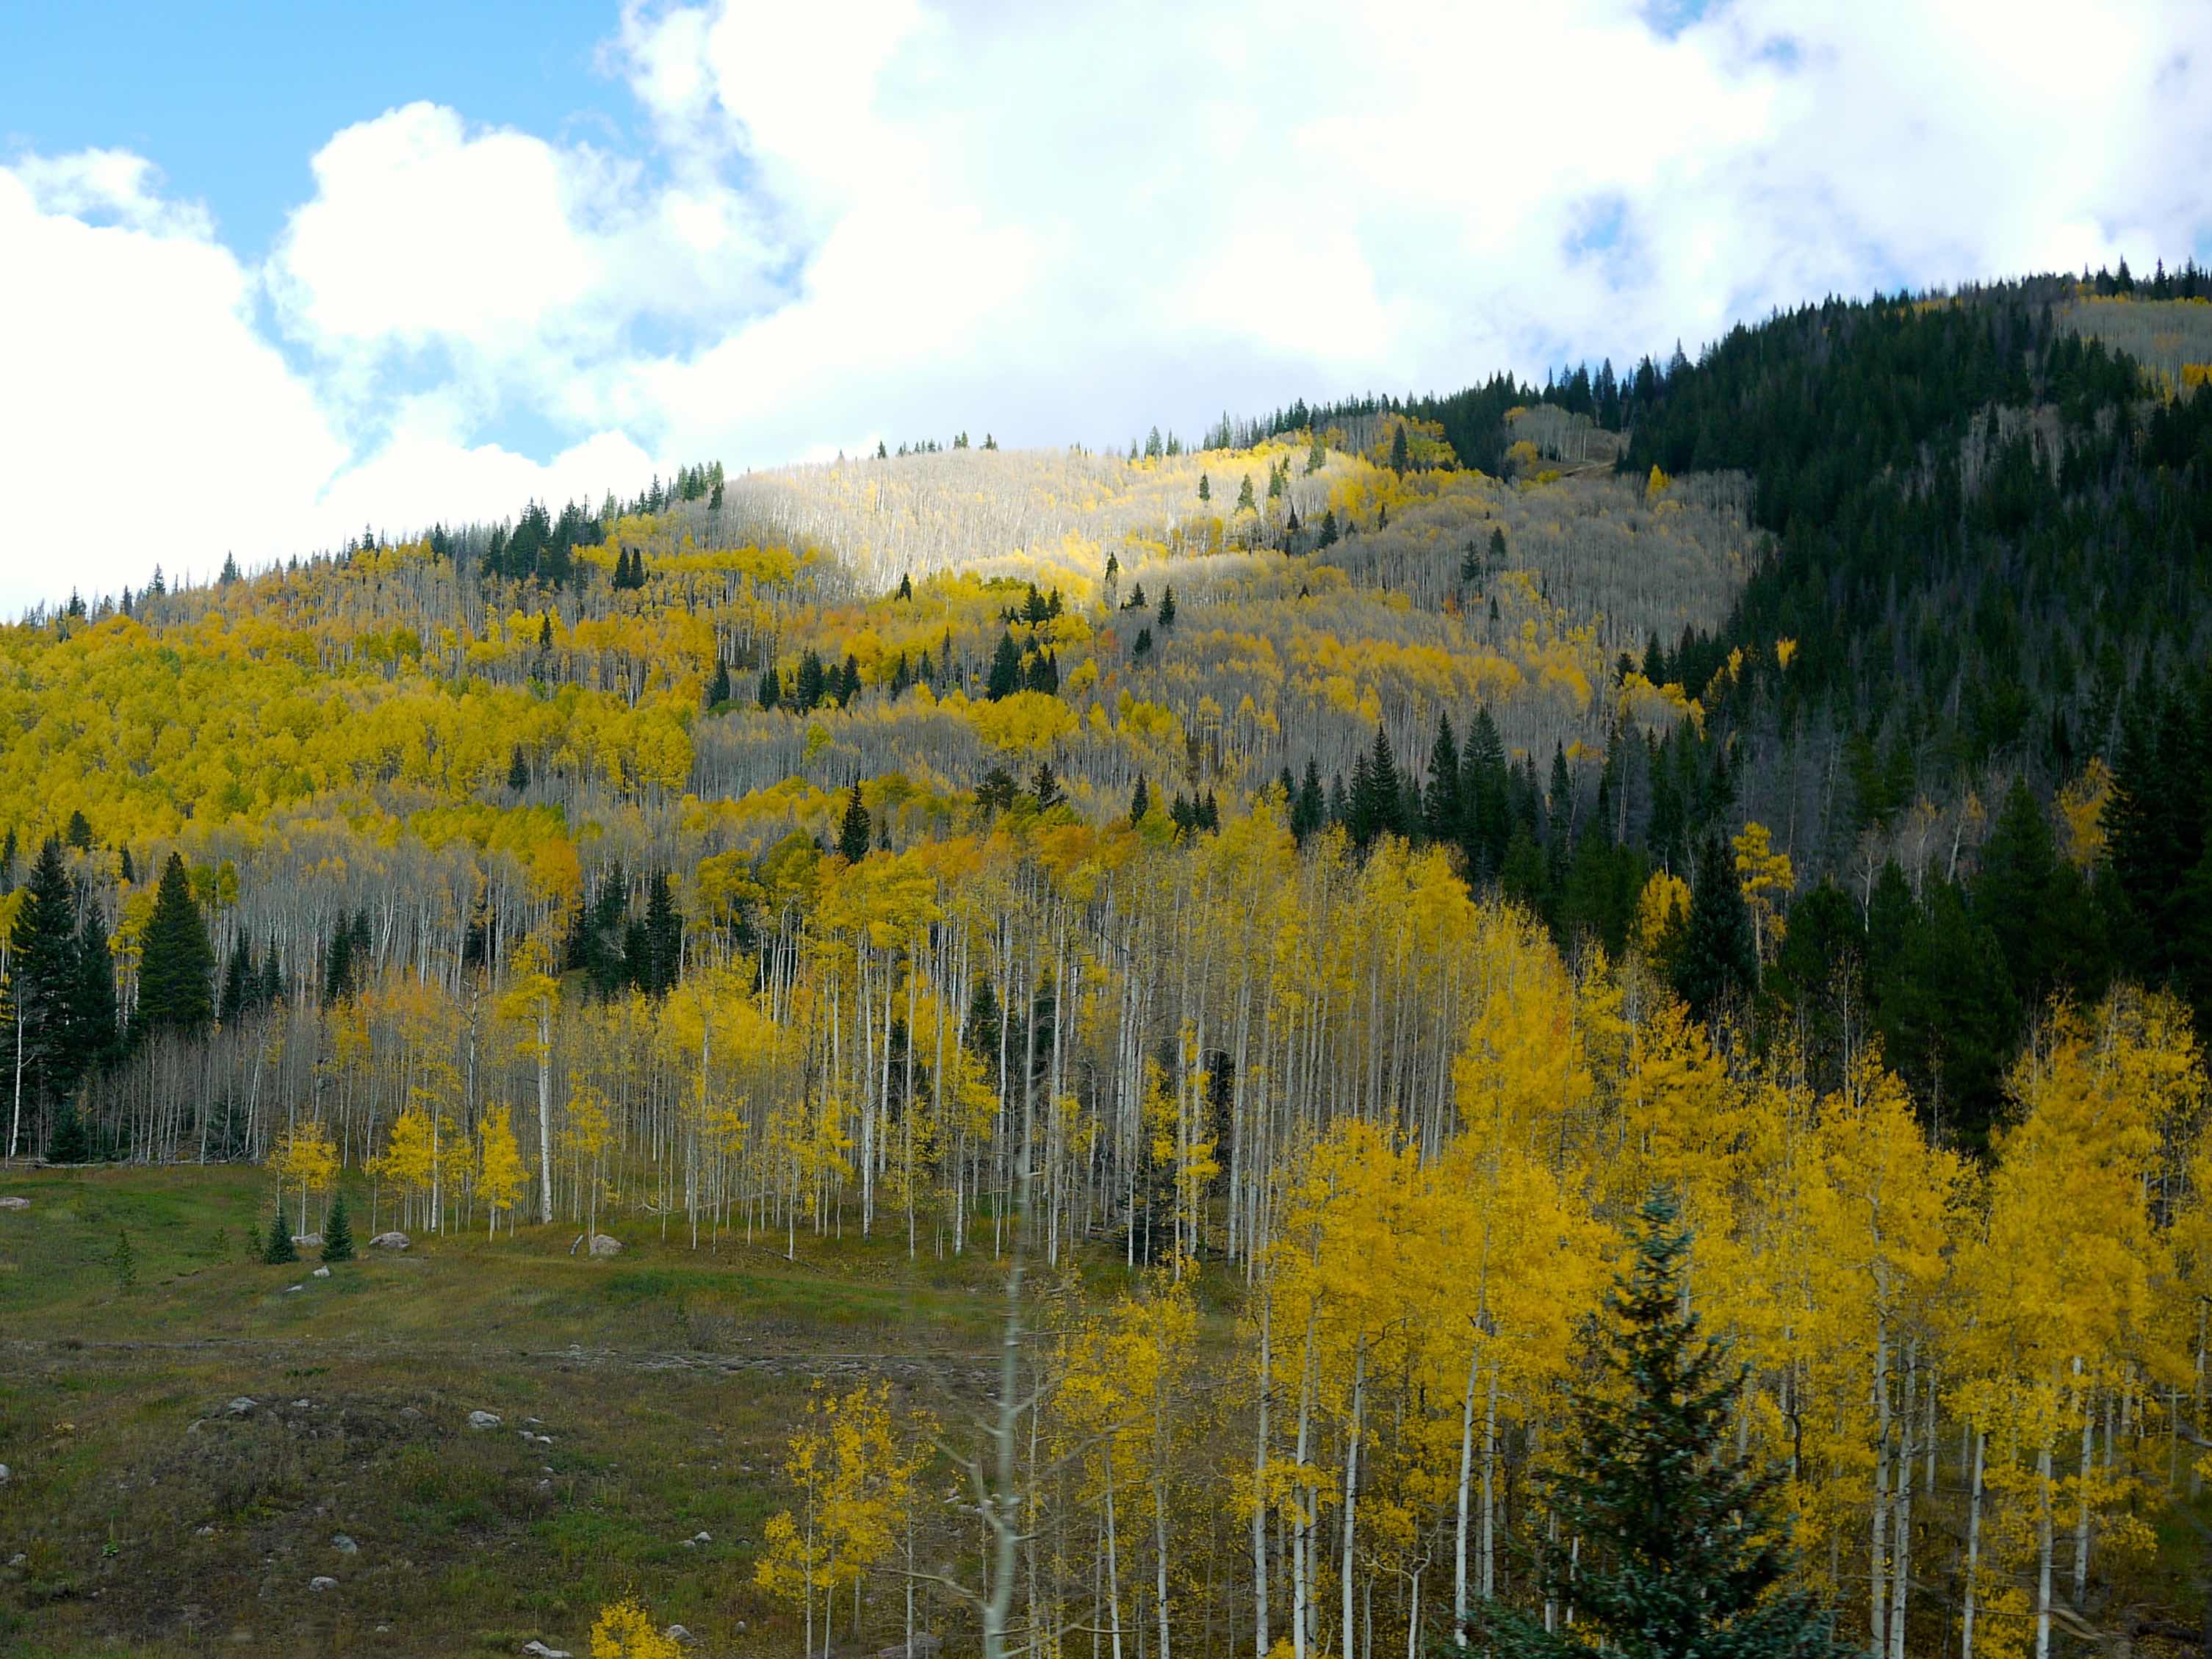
[0,1162,1085,1659]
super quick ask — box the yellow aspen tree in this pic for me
[1732,820,1795,963]
[561,1073,615,1237]
[270,1120,338,1234]
[477,1104,527,1239]
[588,1597,681,1659]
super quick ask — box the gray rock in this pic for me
[7,1552,26,1568]
[290,1233,322,1248]
[588,1233,622,1257]
[368,1231,410,1250]
[285,1284,303,1294]
[226,1397,256,1416]
[521,1642,572,1659]
[309,1575,338,1591]
[0,1462,10,1482]
[331,1533,357,1555]
[0,1195,29,1210]
[468,1410,502,1430]
[195,1525,215,1536]
[292,1399,311,1408]
[664,1625,696,1647]
[691,1531,711,1544]
[311,1266,331,1278]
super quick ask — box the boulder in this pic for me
[225,1397,256,1417]
[290,1233,322,1248]
[468,1410,502,1430]
[521,1643,573,1659]
[311,1266,331,1278]
[309,1575,338,1591]
[368,1231,409,1250]
[664,1625,697,1647]
[331,1533,358,1555]
[588,1233,622,1258]
[0,1462,10,1482]
[0,1195,29,1210]
[7,1552,26,1568]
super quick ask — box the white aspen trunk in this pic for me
[536,1003,554,1223]
[1480,1359,1499,1601]
[1888,1345,1916,1659]
[1253,1292,1271,1658]
[1870,1319,1892,1656]
[1106,1462,1125,1659]
[2072,1359,2092,1606]
[2034,1442,2055,1659]
[1343,1341,1366,1659]
[1453,1345,1478,1645]
[1292,1304,1316,1659]
[1961,1427,1985,1659]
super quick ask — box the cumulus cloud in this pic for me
[4,0,2211,614]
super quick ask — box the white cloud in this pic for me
[7,0,2212,615]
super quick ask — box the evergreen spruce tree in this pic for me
[322,1193,355,1262]
[1157,586,1178,627]
[1388,422,1410,475]
[1675,835,1757,1026]
[111,1228,137,1292]
[1292,760,1327,845]
[1032,761,1064,812]
[1423,714,1462,843]
[1130,775,1151,824]
[69,907,116,1079]
[64,810,93,851]
[705,659,731,710]
[1480,1192,1846,1659]
[47,1095,90,1163]
[838,785,873,863]
[134,853,215,1043]
[220,940,254,1026]
[640,872,682,996]
[7,837,81,1126]
[264,1206,298,1264]
[986,630,1024,700]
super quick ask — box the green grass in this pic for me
[0,1162,1042,1658]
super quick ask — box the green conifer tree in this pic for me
[134,853,214,1044]
[264,1206,298,1264]
[1480,1192,1846,1659]
[838,785,873,863]
[322,1193,355,1262]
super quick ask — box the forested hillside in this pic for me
[7,267,2212,1659]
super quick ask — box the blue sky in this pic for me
[3,1,624,257]
[4,0,2211,613]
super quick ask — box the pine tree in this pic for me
[705,660,731,709]
[1157,587,1178,627]
[1031,761,1064,811]
[322,1192,356,1262]
[7,838,81,1131]
[838,785,873,863]
[1348,727,1402,849]
[1423,713,1462,843]
[134,855,214,1045]
[1674,835,1757,1026]
[47,1095,90,1163]
[264,1206,298,1264]
[1198,472,1211,503]
[507,745,531,793]
[638,872,682,996]
[1130,776,1150,824]
[986,631,1024,700]
[1317,508,1339,548]
[1388,422,1410,475]
[65,810,93,851]
[1482,1192,1845,1659]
